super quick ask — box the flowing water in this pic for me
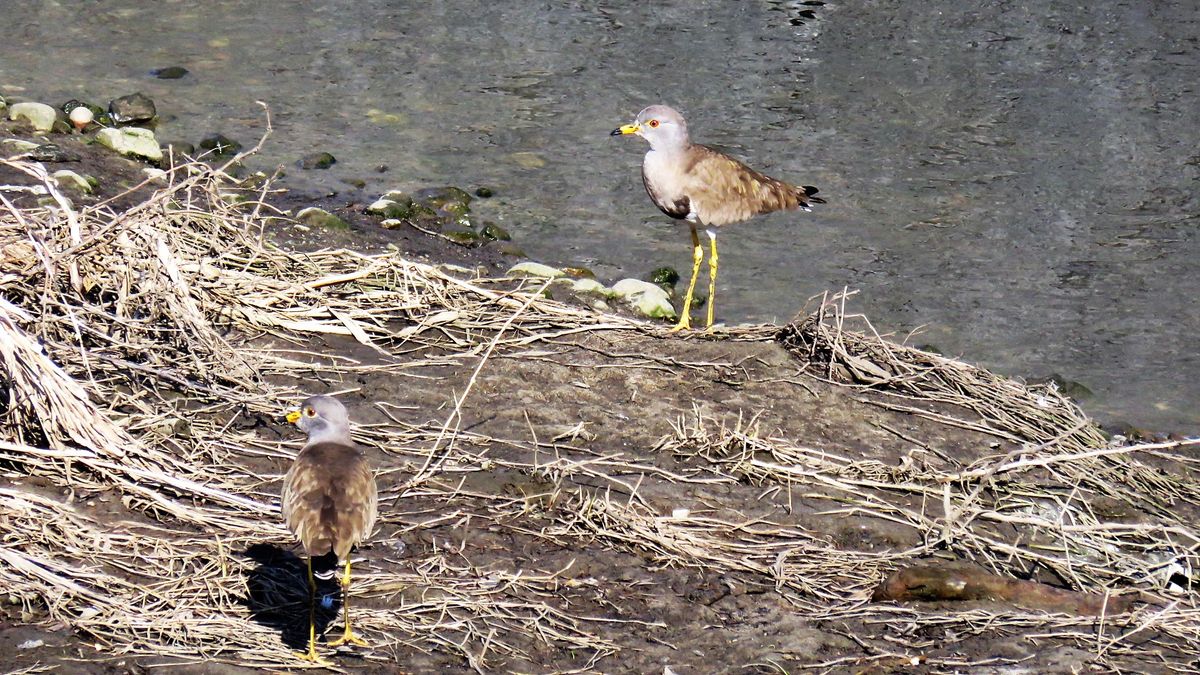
[3,0,1197,432]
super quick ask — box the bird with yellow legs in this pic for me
[612,105,824,331]
[282,395,378,665]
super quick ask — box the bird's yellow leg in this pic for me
[672,224,703,332]
[296,557,332,665]
[328,558,369,648]
[705,229,718,330]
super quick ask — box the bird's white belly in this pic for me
[643,150,698,220]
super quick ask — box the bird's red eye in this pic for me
[305,408,316,417]
[648,119,660,128]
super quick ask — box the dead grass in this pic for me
[1,134,1198,672]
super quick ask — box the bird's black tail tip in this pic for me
[801,185,826,205]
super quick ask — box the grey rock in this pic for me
[108,92,157,124]
[29,144,81,162]
[298,151,337,169]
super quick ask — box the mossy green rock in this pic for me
[443,229,484,246]
[649,266,681,287]
[96,127,164,161]
[479,222,511,241]
[295,207,350,230]
[611,278,677,320]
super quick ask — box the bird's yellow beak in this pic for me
[285,410,301,424]
[610,122,640,137]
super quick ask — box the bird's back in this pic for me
[679,145,820,226]
[282,441,377,559]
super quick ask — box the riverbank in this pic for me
[2,109,1198,672]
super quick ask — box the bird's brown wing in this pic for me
[684,145,814,226]
[282,442,377,559]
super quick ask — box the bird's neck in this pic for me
[305,422,351,447]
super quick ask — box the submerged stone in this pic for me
[198,133,242,156]
[161,140,195,158]
[151,66,189,79]
[8,102,58,132]
[96,127,164,161]
[474,186,494,198]
[298,151,337,170]
[108,92,157,124]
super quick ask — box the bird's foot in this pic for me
[294,648,334,666]
[329,630,369,649]
[670,316,692,332]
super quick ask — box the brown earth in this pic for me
[2,119,1197,674]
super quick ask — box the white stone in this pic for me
[571,278,609,295]
[367,198,396,213]
[8,102,58,132]
[507,262,564,279]
[95,127,163,161]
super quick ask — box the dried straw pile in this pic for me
[0,154,633,669]
[1,146,1198,672]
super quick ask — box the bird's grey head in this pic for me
[288,395,351,442]
[611,104,690,151]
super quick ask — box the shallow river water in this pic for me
[2,1,1197,432]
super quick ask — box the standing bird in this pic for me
[282,395,378,664]
[611,105,824,331]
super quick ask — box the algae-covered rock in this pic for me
[442,229,484,247]
[648,266,681,287]
[295,207,350,230]
[96,127,164,162]
[508,262,565,279]
[8,102,58,132]
[479,222,511,241]
[611,278,677,320]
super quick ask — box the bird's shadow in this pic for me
[241,543,342,651]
